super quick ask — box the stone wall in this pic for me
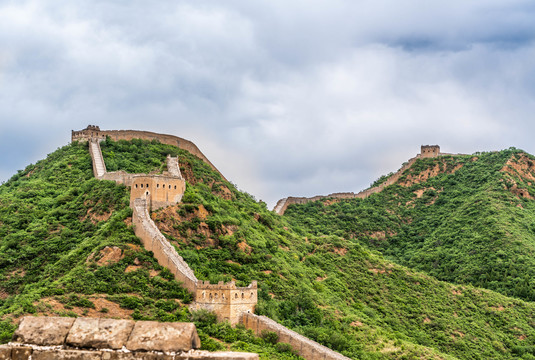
[72,126,225,180]
[192,281,257,325]
[76,126,259,334]
[274,155,420,215]
[132,198,199,294]
[89,138,107,178]
[0,316,258,360]
[100,170,135,186]
[241,313,351,360]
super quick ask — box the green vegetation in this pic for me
[0,141,299,359]
[5,139,535,359]
[284,149,535,304]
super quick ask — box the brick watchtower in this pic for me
[420,145,440,158]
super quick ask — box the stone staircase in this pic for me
[89,140,106,178]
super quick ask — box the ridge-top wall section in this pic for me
[72,128,225,180]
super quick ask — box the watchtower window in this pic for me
[169,185,171,189]
[146,184,149,188]
[146,191,149,196]
[235,293,238,299]
[241,293,244,299]
[140,184,143,188]
[174,185,177,190]
[135,184,138,189]
[157,184,159,188]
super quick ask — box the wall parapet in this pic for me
[241,313,351,360]
[133,198,198,294]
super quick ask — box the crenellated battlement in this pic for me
[193,281,257,324]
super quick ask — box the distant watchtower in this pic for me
[420,145,440,158]
[72,125,105,142]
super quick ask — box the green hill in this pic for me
[3,140,535,359]
[284,149,535,303]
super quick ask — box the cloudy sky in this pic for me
[1,0,535,207]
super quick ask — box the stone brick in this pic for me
[66,318,135,349]
[11,347,32,360]
[32,349,102,360]
[126,321,200,352]
[0,345,11,360]
[12,316,75,346]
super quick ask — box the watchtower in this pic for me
[421,145,440,158]
[193,281,258,325]
[71,125,106,142]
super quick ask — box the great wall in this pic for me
[65,125,351,360]
[273,145,464,215]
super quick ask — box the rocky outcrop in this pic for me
[1,316,258,359]
[241,313,351,360]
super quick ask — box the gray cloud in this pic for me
[1,0,535,206]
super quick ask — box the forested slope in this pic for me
[284,149,535,303]
[2,140,535,359]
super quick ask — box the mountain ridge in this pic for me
[3,130,535,359]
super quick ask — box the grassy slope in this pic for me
[3,140,535,359]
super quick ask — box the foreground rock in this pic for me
[2,316,258,360]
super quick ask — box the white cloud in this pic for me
[1,0,535,207]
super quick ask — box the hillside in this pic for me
[284,149,535,303]
[3,139,535,359]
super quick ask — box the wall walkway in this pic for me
[89,139,107,178]
[73,126,225,180]
[274,154,422,215]
[84,135,257,326]
[241,313,351,360]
